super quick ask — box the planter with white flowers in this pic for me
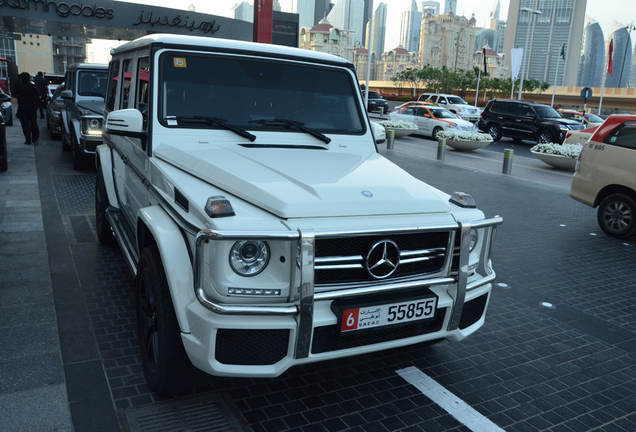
[437,130,493,151]
[374,119,418,138]
[530,143,583,171]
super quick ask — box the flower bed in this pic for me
[530,142,583,170]
[375,119,418,138]
[437,130,492,151]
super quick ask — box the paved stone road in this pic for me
[5,120,636,432]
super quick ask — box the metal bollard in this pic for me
[379,107,384,116]
[387,129,395,149]
[437,138,446,160]
[502,149,514,174]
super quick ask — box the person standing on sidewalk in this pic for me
[33,72,49,119]
[11,72,41,145]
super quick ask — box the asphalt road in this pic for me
[10,117,636,432]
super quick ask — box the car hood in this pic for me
[154,141,451,219]
[76,100,105,115]
[548,118,580,126]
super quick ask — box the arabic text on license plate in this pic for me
[341,297,437,332]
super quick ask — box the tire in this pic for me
[597,194,636,239]
[137,245,206,394]
[0,139,7,172]
[431,126,443,140]
[62,134,71,151]
[95,168,116,245]
[487,123,502,141]
[71,132,88,171]
[537,130,553,144]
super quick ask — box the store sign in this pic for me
[133,10,220,34]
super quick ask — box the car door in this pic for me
[514,105,539,140]
[491,102,521,139]
[391,107,417,126]
[415,108,433,135]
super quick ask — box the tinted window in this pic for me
[400,108,415,115]
[585,113,604,123]
[534,105,561,119]
[367,91,381,99]
[605,121,636,150]
[416,108,429,117]
[137,57,150,121]
[120,59,133,109]
[447,96,467,104]
[429,108,457,119]
[490,102,517,115]
[518,105,535,117]
[78,70,107,97]
[106,62,120,112]
[159,52,364,134]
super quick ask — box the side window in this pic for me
[439,97,447,104]
[120,58,133,109]
[105,60,120,112]
[429,95,438,103]
[604,122,636,149]
[136,56,150,130]
[490,102,503,114]
[519,106,534,117]
[402,108,415,115]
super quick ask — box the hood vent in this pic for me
[239,143,327,150]
[174,188,189,212]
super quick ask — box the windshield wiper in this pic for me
[174,116,256,142]
[249,119,331,144]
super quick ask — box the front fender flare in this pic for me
[95,144,118,209]
[138,205,194,334]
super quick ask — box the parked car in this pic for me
[558,110,604,127]
[563,125,598,145]
[478,99,585,144]
[362,90,389,113]
[60,63,108,170]
[97,34,502,394]
[570,115,636,238]
[390,105,478,139]
[45,74,65,99]
[46,85,65,140]
[393,100,434,111]
[0,87,13,126]
[418,93,480,122]
[0,111,6,171]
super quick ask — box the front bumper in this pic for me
[182,217,503,377]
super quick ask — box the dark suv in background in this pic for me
[478,99,585,144]
[362,90,389,114]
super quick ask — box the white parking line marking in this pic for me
[397,366,506,432]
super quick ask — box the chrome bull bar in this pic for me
[193,217,503,359]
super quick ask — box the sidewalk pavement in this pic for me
[0,113,73,432]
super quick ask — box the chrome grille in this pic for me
[314,231,450,285]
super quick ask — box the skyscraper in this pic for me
[362,0,374,50]
[314,0,331,22]
[326,0,365,46]
[365,2,387,56]
[231,1,254,23]
[293,0,316,30]
[399,0,423,53]
[502,0,587,86]
[421,1,440,16]
[604,22,632,88]
[489,0,501,29]
[576,17,605,87]
[444,0,457,14]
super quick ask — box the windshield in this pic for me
[367,91,381,99]
[430,108,457,119]
[78,70,108,98]
[447,96,467,105]
[585,113,604,122]
[534,105,561,119]
[160,52,364,135]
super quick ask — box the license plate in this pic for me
[340,297,437,332]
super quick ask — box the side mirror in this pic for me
[106,109,148,150]
[439,100,446,104]
[370,121,386,144]
[61,90,73,99]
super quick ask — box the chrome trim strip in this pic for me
[314,277,455,301]
[315,255,363,263]
[295,227,315,359]
[400,248,446,257]
[195,289,297,315]
[400,254,445,265]
[448,220,471,330]
[315,264,363,270]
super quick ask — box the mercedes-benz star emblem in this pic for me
[366,240,400,279]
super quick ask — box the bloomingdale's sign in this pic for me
[0,0,221,34]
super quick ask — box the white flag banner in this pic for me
[510,48,523,80]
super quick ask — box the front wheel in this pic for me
[487,123,502,141]
[597,194,636,238]
[95,168,115,245]
[71,133,89,171]
[537,130,553,144]
[431,126,443,140]
[138,245,206,394]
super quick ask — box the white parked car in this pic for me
[97,33,502,394]
[390,105,478,140]
[418,93,481,122]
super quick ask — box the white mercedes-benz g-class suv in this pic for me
[97,34,503,394]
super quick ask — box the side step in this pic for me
[106,207,139,277]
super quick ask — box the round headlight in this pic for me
[469,229,479,252]
[88,119,101,130]
[229,241,270,276]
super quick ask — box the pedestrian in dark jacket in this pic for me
[33,71,49,119]
[11,72,41,144]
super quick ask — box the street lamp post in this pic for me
[518,7,541,100]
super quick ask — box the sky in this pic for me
[88,0,627,63]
